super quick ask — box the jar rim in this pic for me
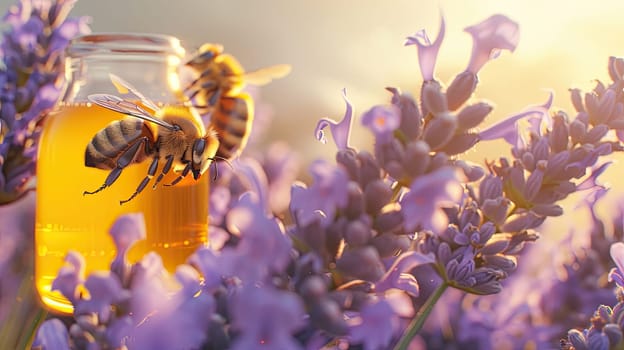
[67,32,185,58]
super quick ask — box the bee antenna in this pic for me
[206,156,233,181]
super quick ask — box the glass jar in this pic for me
[35,33,209,314]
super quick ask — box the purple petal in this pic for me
[405,15,445,81]
[109,213,146,252]
[349,300,398,350]
[464,14,520,74]
[479,92,553,145]
[33,319,70,350]
[400,167,465,233]
[314,88,353,150]
[375,251,435,296]
[611,242,624,276]
[361,104,401,143]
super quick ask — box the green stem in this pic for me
[393,281,449,350]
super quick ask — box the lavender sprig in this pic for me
[0,0,90,203]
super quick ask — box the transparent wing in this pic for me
[88,94,177,130]
[109,73,161,112]
[242,64,291,86]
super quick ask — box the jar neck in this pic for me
[61,33,185,104]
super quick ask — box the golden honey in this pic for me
[35,102,209,314]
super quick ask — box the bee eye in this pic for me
[193,138,206,163]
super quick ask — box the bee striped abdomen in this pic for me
[212,93,253,159]
[85,118,152,170]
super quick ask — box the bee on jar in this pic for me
[184,43,290,160]
[84,74,220,204]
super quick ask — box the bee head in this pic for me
[191,135,219,180]
[186,43,224,68]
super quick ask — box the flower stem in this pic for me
[393,281,449,350]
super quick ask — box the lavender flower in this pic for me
[0,0,90,203]
[404,14,445,81]
[314,88,353,150]
[464,14,519,75]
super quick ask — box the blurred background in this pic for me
[2,0,624,190]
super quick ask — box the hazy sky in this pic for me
[2,0,624,169]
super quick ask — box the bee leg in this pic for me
[83,138,149,196]
[164,162,192,187]
[152,154,174,189]
[83,167,123,195]
[119,155,160,205]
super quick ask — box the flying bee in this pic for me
[184,43,291,159]
[84,74,220,205]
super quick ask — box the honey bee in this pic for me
[84,74,220,204]
[184,43,290,159]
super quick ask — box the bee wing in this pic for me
[109,73,161,112]
[88,94,177,131]
[242,64,291,86]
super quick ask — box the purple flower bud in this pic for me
[587,331,609,350]
[531,204,563,217]
[345,181,365,219]
[438,132,479,155]
[363,179,391,215]
[568,329,588,350]
[315,88,353,150]
[549,113,570,153]
[421,81,448,116]
[344,220,372,246]
[310,298,349,335]
[585,90,615,125]
[570,88,585,112]
[501,211,544,232]
[299,275,327,301]
[604,324,623,346]
[609,56,624,82]
[482,198,510,226]
[402,140,430,178]
[482,254,516,272]
[336,246,385,281]
[404,14,445,81]
[523,168,543,202]
[479,174,503,202]
[371,233,410,257]
[356,151,383,187]
[454,160,485,182]
[583,124,609,144]
[387,87,422,139]
[447,71,478,111]
[456,102,493,131]
[542,150,569,181]
[480,234,510,255]
[464,14,519,75]
[422,112,457,150]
